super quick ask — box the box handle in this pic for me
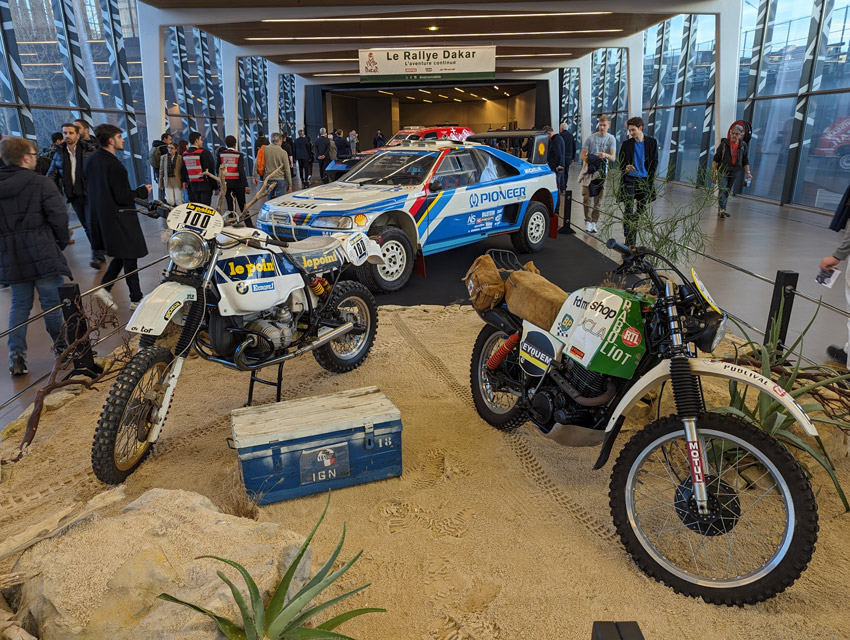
[364,423,374,450]
[226,437,236,450]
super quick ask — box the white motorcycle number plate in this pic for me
[691,268,722,314]
[344,232,369,264]
[168,203,224,240]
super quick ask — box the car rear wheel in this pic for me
[838,149,850,171]
[510,202,549,253]
[354,226,414,293]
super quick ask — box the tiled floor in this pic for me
[0,167,846,430]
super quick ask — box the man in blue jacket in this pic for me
[0,137,71,375]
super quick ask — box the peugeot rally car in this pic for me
[258,140,557,293]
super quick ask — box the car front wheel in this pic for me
[354,226,414,293]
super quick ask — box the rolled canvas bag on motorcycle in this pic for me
[462,254,504,311]
[504,268,568,330]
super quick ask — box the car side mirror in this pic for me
[429,180,442,192]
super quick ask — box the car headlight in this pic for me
[693,311,727,353]
[258,204,270,222]
[311,215,354,230]
[168,230,209,270]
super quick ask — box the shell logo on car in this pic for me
[258,139,558,293]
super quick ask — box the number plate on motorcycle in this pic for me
[343,232,369,264]
[168,203,225,240]
[299,443,351,485]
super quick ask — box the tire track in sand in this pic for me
[392,315,618,543]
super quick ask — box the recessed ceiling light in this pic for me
[378,90,394,95]
[423,99,433,103]
[496,53,573,58]
[261,11,613,23]
[428,26,438,31]
[469,93,478,97]
[504,92,510,96]
[246,29,623,41]
[454,88,465,93]
[493,85,499,90]
[285,58,358,62]
[418,89,431,94]
[438,94,449,98]
[312,72,359,77]
[406,96,416,99]
[453,98,462,102]
[511,68,543,72]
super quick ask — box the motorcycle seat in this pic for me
[286,236,346,273]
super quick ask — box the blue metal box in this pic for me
[230,386,402,505]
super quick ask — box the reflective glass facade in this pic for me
[590,48,629,144]
[558,67,581,139]
[237,56,268,174]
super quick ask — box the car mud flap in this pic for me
[549,211,559,238]
[593,415,626,469]
[413,252,426,279]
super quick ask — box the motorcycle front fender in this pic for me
[126,281,198,337]
[593,358,820,470]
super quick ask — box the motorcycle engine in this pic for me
[245,307,295,350]
[564,360,609,398]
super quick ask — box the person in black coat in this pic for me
[181,131,216,205]
[0,136,71,375]
[333,130,350,160]
[315,128,332,184]
[559,123,576,176]
[373,129,386,148]
[84,124,151,311]
[544,125,573,234]
[294,130,311,186]
[617,116,659,246]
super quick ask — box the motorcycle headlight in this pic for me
[311,215,354,230]
[168,230,209,270]
[258,204,270,222]
[693,311,727,353]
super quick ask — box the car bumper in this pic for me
[257,221,353,240]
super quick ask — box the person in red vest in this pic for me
[217,135,252,227]
[181,131,215,205]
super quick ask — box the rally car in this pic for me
[325,125,475,180]
[257,139,557,293]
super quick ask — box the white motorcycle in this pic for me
[91,200,384,484]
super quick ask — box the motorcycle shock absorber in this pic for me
[487,332,521,370]
[670,356,711,514]
[309,276,329,299]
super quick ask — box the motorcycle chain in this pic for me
[393,315,618,544]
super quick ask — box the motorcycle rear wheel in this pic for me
[313,281,377,373]
[91,346,173,484]
[470,324,526,432]
[609,412,818,605]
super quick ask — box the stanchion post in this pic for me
[764,270,798,351]
[59,283,103,378]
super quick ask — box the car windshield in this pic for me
[385,132,421,146]
[342,151,439,186]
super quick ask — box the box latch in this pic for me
[364,423,374,450]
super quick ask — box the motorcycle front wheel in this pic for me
[470,324,526,432]
[91,346,174,484]
[609,412,818,605]
[313,281,378,373]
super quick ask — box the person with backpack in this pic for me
[712,125,753,218]
[149,133,171,196]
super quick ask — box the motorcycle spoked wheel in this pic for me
[313,281,378,373]
[469,324,527,432]
[91,346,174,484]
[609,412,818,605]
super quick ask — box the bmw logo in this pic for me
[469,192,480,207]
[236,282,249,295]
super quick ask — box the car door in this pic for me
[420,149,482,250]
[470,149,523,229]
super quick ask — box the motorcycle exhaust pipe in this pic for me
[231,322,354,371]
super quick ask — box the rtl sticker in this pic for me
[621,327,642,348]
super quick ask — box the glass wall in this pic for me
[0,0,145,181]
[237,56,268,174]
[558,67,581,139]
[279,73,296,137]
[589,48,629,144]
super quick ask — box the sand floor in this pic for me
[1,304,849,639]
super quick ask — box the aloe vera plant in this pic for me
[159,495,385,639]
[711,305,850,511]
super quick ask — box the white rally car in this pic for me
[257,140,558,292]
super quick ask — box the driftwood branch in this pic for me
[242,164,286,222]
[0,612,37,640]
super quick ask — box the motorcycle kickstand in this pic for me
[246,361,285,407]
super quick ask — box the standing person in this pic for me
[315,128,332,185]
[0,136,71,375]
[580,115,617,233]
[544,125,572,235]
[559,122,576,177]
[47,122,104,267]
[281,133,295,162]
[149,132,172,197]
[40,132,63,162]
[373,129,386,148]
[348,130,359,155]
[181,131,216,205]
[334,129,350,160]
[217,135,252,225]
[254,130,270,156]
[263,133,293,199]
[84,124,151,311]
[823,185,850,365]
[158,142,183,206]
[617,116,659,246]
[73,119,98,154]
[177,139,189,203]
[294,129,310,186]
[712,125,753,219]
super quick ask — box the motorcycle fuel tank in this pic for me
[214,241,304,316]
[549,286,648,379]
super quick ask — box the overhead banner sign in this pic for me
[359,46,496,83]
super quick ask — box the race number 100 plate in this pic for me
[167,202,224,240]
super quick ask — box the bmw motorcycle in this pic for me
[91,200,383,485]
[470,239,819,604]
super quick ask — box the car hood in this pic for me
[266,182,420,213]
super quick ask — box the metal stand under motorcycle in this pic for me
[469,240,819,605]
[91,200,383,485]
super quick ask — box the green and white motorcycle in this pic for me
[470,239,819,605]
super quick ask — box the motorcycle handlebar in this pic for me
[606,238,633,258]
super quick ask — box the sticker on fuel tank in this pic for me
[520,330,556,377]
